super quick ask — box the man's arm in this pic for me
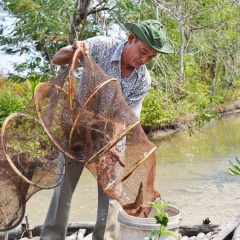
[52,41,89,65]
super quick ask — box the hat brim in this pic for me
[124,22,174,54]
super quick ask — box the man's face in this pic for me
[126,34,157,68]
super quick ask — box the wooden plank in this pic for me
[232,223,240,240]
[8,221,240,240]
[178,224,219,237]
[211,219,240,240]
[8,222,95,240]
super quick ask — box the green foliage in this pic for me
[6,117,50,159]
[149,200,178,240]
[226,157,240,176]
[141,74,221,133]
[1,0,75,77]
[114,0,155,22]
[0,79,32,126]
[13,78,41,97]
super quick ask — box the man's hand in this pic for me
[72,40,89,54]
[52,40,89,66]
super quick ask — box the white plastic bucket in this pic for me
[118,206,182,240]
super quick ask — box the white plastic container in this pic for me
[118,206,182,240]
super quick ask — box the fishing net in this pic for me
[0,102,63,232]
[0,48,160,232]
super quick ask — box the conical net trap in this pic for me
[0,48,160,232]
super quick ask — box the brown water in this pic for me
[24,112,240,225]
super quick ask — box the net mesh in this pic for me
[0,48,160,232]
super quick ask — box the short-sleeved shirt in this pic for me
[84,36,151,119]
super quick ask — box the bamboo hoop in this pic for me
[1,112,64,189]
[85,121,140,166]
[34,83,85,162]
[104,146,156,191]
[68,78,119,144]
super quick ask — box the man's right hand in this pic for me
[52,40,89,66]
[72,40,89,54]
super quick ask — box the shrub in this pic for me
[0,78,32,126]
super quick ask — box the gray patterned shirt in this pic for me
[84,36,151,119]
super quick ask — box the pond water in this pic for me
[24,112,240,226]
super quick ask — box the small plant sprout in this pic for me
[149,199,178,240]
[227,156,240,176]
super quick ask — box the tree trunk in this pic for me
[178,0,184,86]
[69,0,91,44]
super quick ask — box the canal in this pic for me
[25,112,240,226]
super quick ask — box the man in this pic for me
[39,19,174,240]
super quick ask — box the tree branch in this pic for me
[69,0,109,43]
[88,6,109,15]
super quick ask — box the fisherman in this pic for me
[40,19,174,240]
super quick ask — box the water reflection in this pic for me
[24,113,240,226]
[154,112,240,162]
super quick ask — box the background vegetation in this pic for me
[0,0,239,134]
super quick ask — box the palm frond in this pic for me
[227,157,240,176]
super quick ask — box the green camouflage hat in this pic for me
[124,20,174,54]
